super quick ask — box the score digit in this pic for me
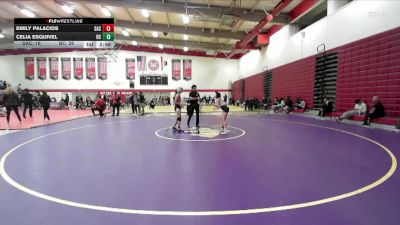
[102,24,114,32]
[102,32,114,41]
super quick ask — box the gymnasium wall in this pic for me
[239,0,400,78]
[232,80,242,101]
[232,25,400,117]
[335,27,400,117]
[243,73,264,99]
[272,56,315,105]
[0,50,240,91]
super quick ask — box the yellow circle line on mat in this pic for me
[0,118,397,216]
[154,125,246,142]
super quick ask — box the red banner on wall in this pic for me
[74,57,83,80]
[98,58,107,80]
[61,58,71,80]
[172,59,181,80]
[126,58,135,80]
[86,58,96,80]
[183,59,192,80]
[37,57,47,80]
[24,57,34,80]
[49,57,59,80]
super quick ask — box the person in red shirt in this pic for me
[92,95,106,117]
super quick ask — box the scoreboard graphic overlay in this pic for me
[14,18,114,49]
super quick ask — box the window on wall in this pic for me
[295,0,328,31]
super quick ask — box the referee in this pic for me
[187,84,200,130]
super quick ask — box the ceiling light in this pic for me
[141,9,150,18]
[0,33,4,39]
[183,46,188,52]
[61,5,74,14]
[122,30,129,37]
[183,34,188,40]
[159,44,163,49]
[152,31,159,38]
[101,7,111,17]
[20,9,35,18]
[131,40,138,46]
[182,14,189,24]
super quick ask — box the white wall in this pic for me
[240,0,400,78]
[0,50,239,91]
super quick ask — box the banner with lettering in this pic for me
[61,58,71,80]
[98,58,107,80]
[172,59,181,80]
[24,57,34,80]
[49,57,59,80]
[37,57,47,80]
[74,57,83,80]
[86,58,96,80]
[183,59,192,81]
[126,58,135,80]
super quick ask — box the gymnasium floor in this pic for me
[0,109,110,130]
[0,112,399,225]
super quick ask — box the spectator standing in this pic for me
[39,92,51,121]
[111,92,121,116]
[139,92,146,115]
[21,89,33,118]
[3,86,22,129]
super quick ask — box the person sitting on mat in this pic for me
[283,96,293,114]
[149,99,156,109]
[215,91,230,135]
[172,87,184,131]
[362,96,385,126]
[294,98,306,110]
[39,92,51,121]
[318,97,333,117]
[187,84,200,130]
[336,99,367,122]
[3,85,22,129]
[272,97,285,112]
[92,95,106,117]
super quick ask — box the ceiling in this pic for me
[0,0,325,56]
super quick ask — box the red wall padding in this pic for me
[232,80,243,101]
[244,73,264,99]
[336,27,400,117]
[272,56,315,105]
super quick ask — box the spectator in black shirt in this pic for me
[187,84,200,129]
[39,92,51,121]
[283,96,293,114]
[318,97,333,117]
[363,96,385,126]
[21,89,33,118]
[3,86,22,128]
[139,92,146,115]
[64,93,69,109]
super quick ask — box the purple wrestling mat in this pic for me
[0,114,399,225]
